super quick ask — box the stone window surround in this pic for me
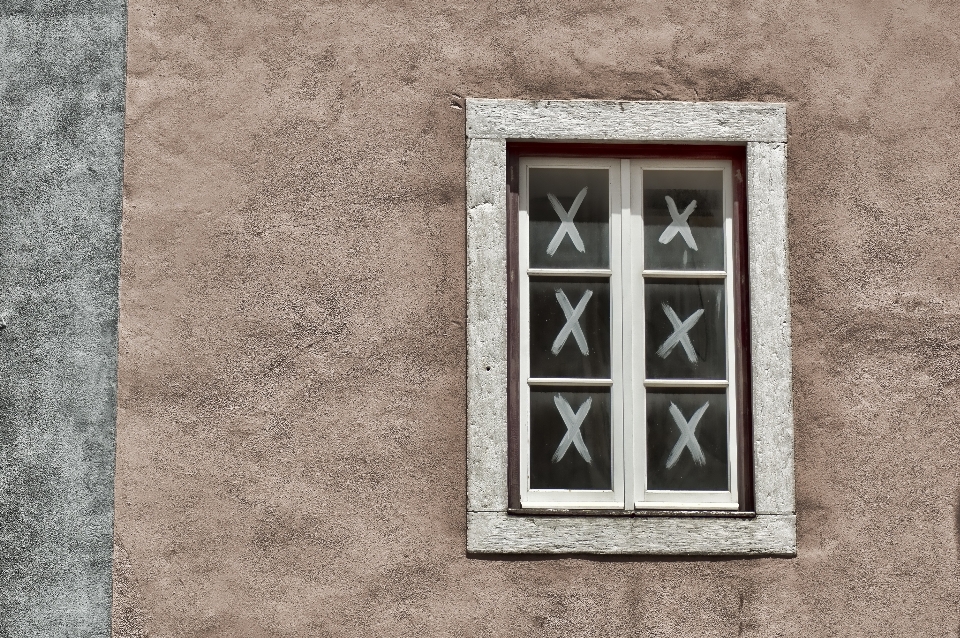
[466,98,795,555]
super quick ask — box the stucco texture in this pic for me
[114,1,960,636]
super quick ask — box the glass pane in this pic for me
[529,278,610,379]
[529,168,609,269]
[530,388,612,490]
[643,170,724,271]
[646,389,728,491]
[645,279,725,380]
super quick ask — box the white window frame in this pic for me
[627,159,740,510]
[466,99,795,555]
[518,157,625,510]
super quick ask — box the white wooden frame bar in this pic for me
[528,378,614,387]
[643,269,726,278]
[466,98,794,555]
[644,379,728,388]
[527,268,612,277]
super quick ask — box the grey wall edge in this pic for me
[0,2,126,636]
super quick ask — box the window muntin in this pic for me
[517,156,741,511]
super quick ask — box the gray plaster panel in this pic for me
[467,99,787,143]
[0,3,126,636]
[747,142,795,516]
[468,512,796,555]
[466,137,509,512]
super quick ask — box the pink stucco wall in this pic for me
[113,2,960,635]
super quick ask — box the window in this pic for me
[514,150,749,512]
[466,99,795,555]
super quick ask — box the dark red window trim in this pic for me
[506,141,754,513]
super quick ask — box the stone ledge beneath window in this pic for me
[467,511,796,556]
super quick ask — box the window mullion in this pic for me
[619,159,634,510]
[723,164,740,506]
[609,161,626,510]
[629,162,647,507]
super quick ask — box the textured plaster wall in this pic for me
[115,1,960,636]
[0,0,126,636]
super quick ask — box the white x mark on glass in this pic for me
[658,195,698,251]
[552,395,592,464]
[656,303,703,363]
[552,289,592,355]
[545,187,588,255]
[666,401,709,468]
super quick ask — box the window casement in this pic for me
[466,99,795,555]
[514,151,750,513]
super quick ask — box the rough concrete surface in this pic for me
[0,0,125,636]
[115,1,960,636]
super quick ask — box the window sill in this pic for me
[468,511,796,556]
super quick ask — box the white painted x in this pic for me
[546,188,588,255]
[656,303,703,363]
[552,395,593,463]
[666,401,709,468]
[658,195,699,250]
[551,289,592,355]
